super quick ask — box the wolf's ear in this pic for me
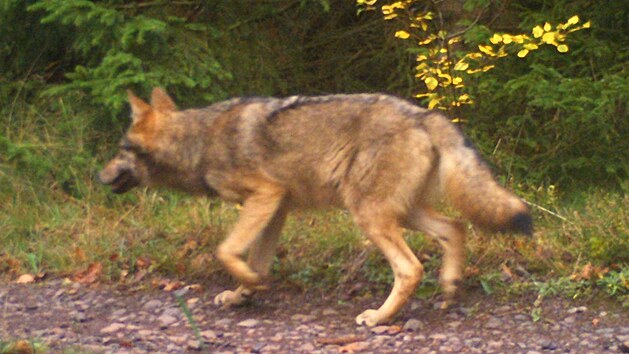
[127,90,152,123]
[150,87,177,113]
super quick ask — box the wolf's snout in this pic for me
[98,162,139,194]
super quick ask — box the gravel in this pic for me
[0,279,627,353]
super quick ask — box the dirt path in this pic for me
[1,279,627,353]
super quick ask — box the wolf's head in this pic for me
[98,88,177,193]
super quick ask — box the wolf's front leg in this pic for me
[214,185,287,307]
[352,210,424,326]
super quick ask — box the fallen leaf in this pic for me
[592,318,600,326]
[501,264,515,282]
[73,262,103,284]
[74,247,86,262]
[339,341,369,353]
[135,256,151,270]
[16,274,36,284]
[371,325,402,335]
[2,254,21,275]
[186,284,203,292]
[7,340,35,354]
[581,262,594,280]
[133,269,148,283]
[317,335,365,346]
[176,239,199,258]
[465,266,480,277]
[164,280,184,292]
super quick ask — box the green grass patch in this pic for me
[1,96,627,307]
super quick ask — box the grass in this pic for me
[1,96,627,307]
[0,339,47,354]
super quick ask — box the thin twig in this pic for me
[523,200,575,225]
[445,6,488,40]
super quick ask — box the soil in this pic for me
[1,278,628,353]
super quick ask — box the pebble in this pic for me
[142,299,163,312]
[162,307,183,319]
[567,306,587,314]
[100,323,125,334]
[291,314,315,322]
[73,312,88,323]
[237,318,259,328]
[200,329,217,340]
[485,316,503,329]
[158,314,177,328]
[322,308,339,316]
[403,318,423,331]
[187,339,202,351]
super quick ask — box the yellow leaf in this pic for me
[512,35,526,44]
[428,97,441,109]
[557,44,569,53]
[517,49,529,58]
[582,21,591,29]
[566,15,580,26]
[453,61,469,71]
[532,25,544,38]
[524,43,539,50]
[452,77,463,85]
[395,30,410,39]
[424,77,438,91]
[384,13,398,20]
[489,34,502,44]
[502,34,513,44]
[481,65,495,72]
[478,45,495,56]
[418,37,434,45]
[541,32,556,44]
[448,37,461,45]
[543,22,552,31]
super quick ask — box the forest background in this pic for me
[1,0,627,305]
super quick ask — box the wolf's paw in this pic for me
[214,290,247,307]
[440,278,461,299]
[355,309,386,327]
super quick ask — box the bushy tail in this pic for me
[422,112,533,235]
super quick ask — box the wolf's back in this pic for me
[422,112,532,235]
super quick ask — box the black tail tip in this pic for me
[509,212,534,236]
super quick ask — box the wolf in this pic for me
[99,88,532,326]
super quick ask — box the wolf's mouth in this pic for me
[110,169,139,194]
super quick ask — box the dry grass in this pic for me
[1,99,626,305]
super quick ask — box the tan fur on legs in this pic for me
[214,183,286,306]
[214,204,288,307]
[406,207,466,304]
[353,206,424,326]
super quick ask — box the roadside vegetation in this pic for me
[1,0,627,310]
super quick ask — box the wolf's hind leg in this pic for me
[214,184,286,307]
[406,207,466,304]
[352,206,424,326]
[214,204,288,307]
